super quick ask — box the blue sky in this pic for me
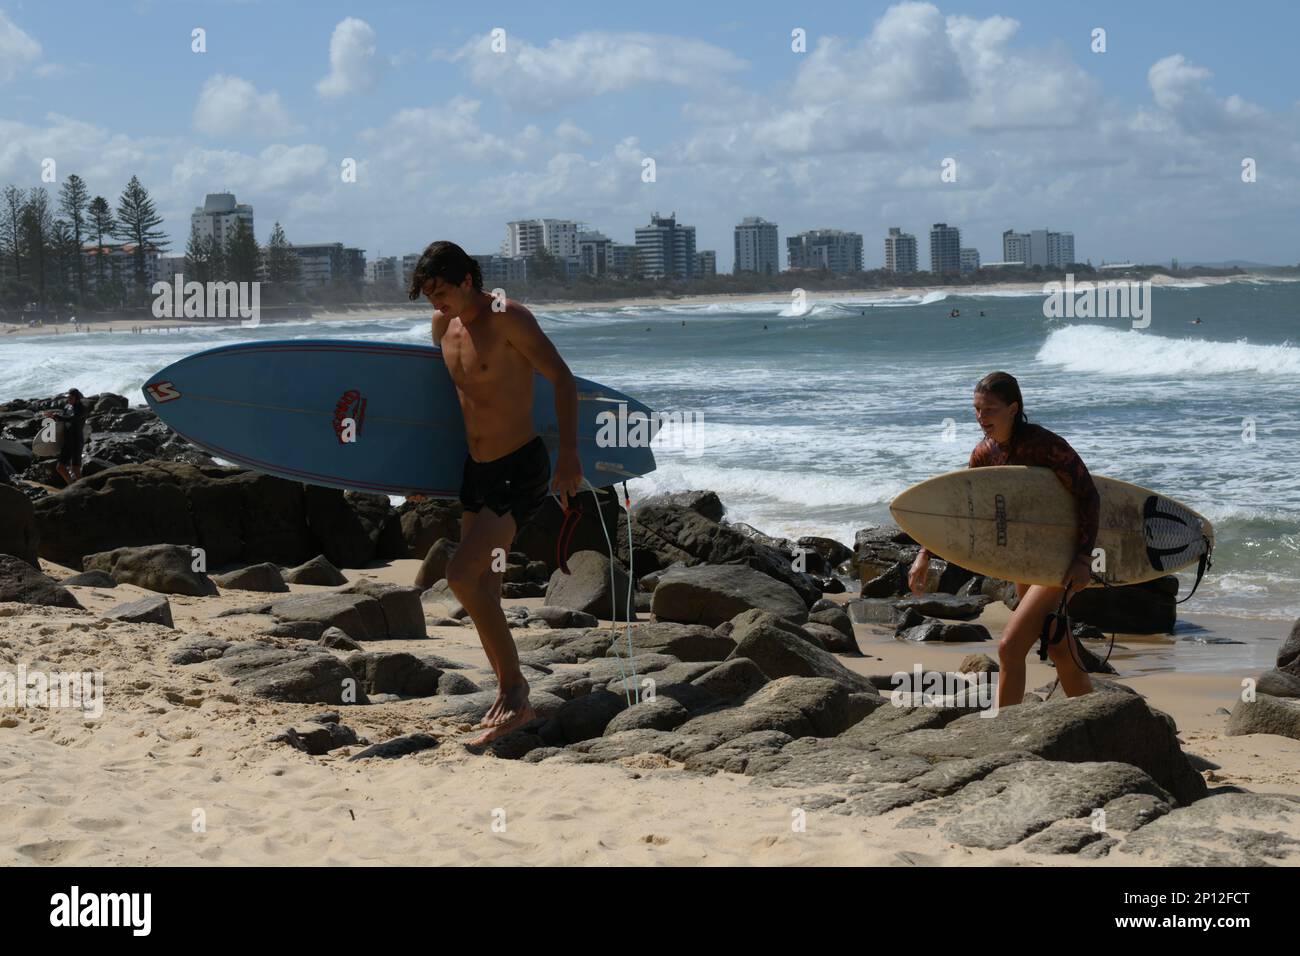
[2,0,1297,269]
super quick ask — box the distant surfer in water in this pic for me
[410,241,583,745]
[907,371,1099,707]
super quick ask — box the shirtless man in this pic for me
[408,241,582,745]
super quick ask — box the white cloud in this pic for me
[317,17,384,99]
[1147,54,1267,133]
[446,30,747,109]
[193,74,300,138]
[0,10,42,83]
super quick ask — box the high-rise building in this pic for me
[884,227,918,274]
[191,193,254,250]
[960,248,981,274]
[733,216,779,275]
[1003,228,1075,268]
[609,243,639,278]
[635,212,696,280]
[787,229,864,274]
[694,250,717,277]
[577,231,613,277]
[503,219,579,258]
[366,256,400,286]
[929,223,962,275]
[290,243,366,286]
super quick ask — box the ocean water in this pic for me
[3,279,1298,628]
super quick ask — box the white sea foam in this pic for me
[1036,325,1300,378]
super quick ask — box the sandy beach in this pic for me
[2,551,1296,867]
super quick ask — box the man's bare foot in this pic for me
[482,690,507,727]
[468,688,535,747]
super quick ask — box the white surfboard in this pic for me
[889,465,1214,587]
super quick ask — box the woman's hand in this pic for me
[907,550,930,595]
[1061,555,1092,598]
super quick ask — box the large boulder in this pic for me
[1278,620,1300,674]
[397,498,463,559]
[265,592,388,641]
[215,643,368,704]
[33,461,315,569]
[283,554,348,586]
[83,543,216,596]
[105,594,174,628]
[303,487,406,567]
[414,537,458,590]
[677,676,858,742]
[894,593,990,621]
[514,627,614,666]
[1226,694,1300,741]
[0,554,82,608]
[728,612,877,693]
[211,562,288,593]
[876,691,1206,806]
[544,549,633,621]
[340,579,426,639]
[853,524,920,583]
[622,503,821,605]
[538,690,629,746]
[1067,576,1178,634]
[633,490,725,522]
[652,563,808,627]
[345,652,443,697]
[604,621,735,662]
[0,484,38,566]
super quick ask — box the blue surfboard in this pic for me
[141,339,657,496]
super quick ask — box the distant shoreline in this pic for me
[0,271,1283,340]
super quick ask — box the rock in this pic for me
[622,503,822,606]
[33,461,314,569]
[426,689,565,724]
[653,563,808,627]
[538,690,629,746]
[1257,668,1300,699]
[348,733,440,761]
[82,543,215,596]
[809,605,856,645]
[0,484,38,566]
[215,643,368,704]
[919,760,1173,851]
[797,535,853,572]
[0,554,82,608]
[211,563,288,592]
[853,524,920,582]
[860,564,908,598]
[803,621,859,655]
[421,579,465,619]
[514,627,614,666]
[436,671,481,696]
[1226,694,1300,741]
[633,490,725,522]
[846,598,898,626]
[273,721,362,755]
[340,579,426,639]
[677,676,857,741]
[894,593,990,621]
[682,730,796,775]
[61,570,117,588]
[414,537,458,590]
[397,498,463,560]
[959,653,999,674]
[265,620,326,641]
[525,605,599,629]
[1067,576,1178,634]
[1116,791,1300,865]
[266,592,387,641]
[603,696,691,735]
[544,549,633,620]
[729,614,877,693]
[345,652,443,697]
[604,661,719,707]
[689,657,770,702]
[167,634,232,664]
[604,622,735,662]
[303,486,405,567]
[283,554,348,586]
[1279,620,1300,672]
[318,627,362,651]
[104,594,174,628]
[878,690,1206,807]
[897,620,992,643]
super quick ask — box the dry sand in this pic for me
[2,556,1296,867]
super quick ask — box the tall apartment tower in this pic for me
[635,212,697,279]
[191,193,254,249]
[929,223,962,275]
[733,216,780,275]
[884,227,918,274]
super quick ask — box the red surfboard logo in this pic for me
[146,381,182,403]
[332,389,367,443]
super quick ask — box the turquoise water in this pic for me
[4,278,1298,626]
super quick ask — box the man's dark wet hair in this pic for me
[407,241,483,300]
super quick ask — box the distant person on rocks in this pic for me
[42,388,87,486]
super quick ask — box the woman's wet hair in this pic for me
[975,371,1028,428]
[406,241,483,300]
